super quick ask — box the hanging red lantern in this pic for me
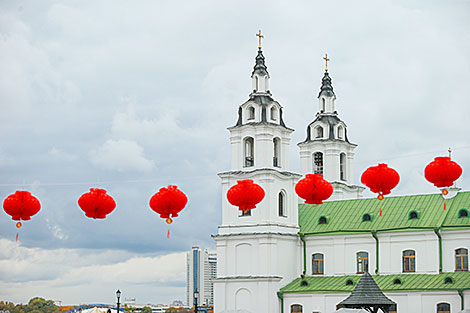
[3,191,41,221]
[424,156,462,210]
[425,156,462,189]
[295,174,333,204]
[361,163,400,216]
[78,188,116,219]
[361,163,400,199]
[227,179,265,213]
[149,185,188,225]
[3,190,41,241]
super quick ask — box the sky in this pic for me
[1,0,470,306]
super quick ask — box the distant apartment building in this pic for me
[186,246,217,307]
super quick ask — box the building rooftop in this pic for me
[299,191,470,236]
[280,271,470,294]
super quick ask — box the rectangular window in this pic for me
[314,152,323,175]
[312,254,324,275]
[357,252,368,274]
[456,249,468,271]
[403,255,416,272]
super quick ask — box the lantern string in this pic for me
[355,145,470,165]
[0,174,218,188]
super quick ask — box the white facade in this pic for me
[186,247,217,306]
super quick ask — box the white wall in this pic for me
[283,291,463,313]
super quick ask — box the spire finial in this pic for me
[256,29,264,50]
[448,147,452,158]
[323,53,330,71]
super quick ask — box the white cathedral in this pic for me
[211,37,470,313]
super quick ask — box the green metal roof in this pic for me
[299,191,470,236]
[280,272,470,294]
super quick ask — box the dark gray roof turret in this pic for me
[336,272,396,312]
[251,49,269,77]
[318,71,335,98]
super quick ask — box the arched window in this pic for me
[315,126,323,138]
[340,153,346,181]
[403,250,416,272]
[248,107,255,120]
[244,137,254,167]
[318,216,327,224]
[338,126,344,139]
[278,191,286,217]
[273,138,280,167]
[270,106,277,121]
[290,304,302,313]
[313,152,323,175]
[312,253,324,274]
[255,76,259,91]
[357,251,369,274]
[409,211,419,219]
[459,209,469,218]
[362,213,371,222]
[322,98,325,112]
[437,302,450,313]
[455,248,468,271]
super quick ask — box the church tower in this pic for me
[213,32,301,313]
[298,55,364,200]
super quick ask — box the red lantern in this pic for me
[227,179,265,212]
[149,185,188,224]
[424,156,462,210]
[3,190,41,241]
[425,156,462,189]
[78,188,116,219]
[3,191,41,221]
[295,174,333,204]
[361,163,400,200]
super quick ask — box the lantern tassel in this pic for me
[380,204,382,217]
[167,228,170,239]
[444,200,446,211]
[16,232,19,242]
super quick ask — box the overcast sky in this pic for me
[1,0,469,306]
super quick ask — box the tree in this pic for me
[141,307,152,313]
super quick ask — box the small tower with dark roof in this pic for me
[298,55,364,200]
[336,272,396,313]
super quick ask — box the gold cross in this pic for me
[323,53,330,71]
[256,30,264,49]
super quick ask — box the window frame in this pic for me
[403,249,416,273]
[437,302,450,313]
[290,304,302,313]
[312,253,324,275]
[244,137,254,167]
[340,153,346,181]
[455,248,468,271]
[356,251,369,274]
[247,106,255,120]
[273,137,280,167]
[313,152,324,175]
[278,191,287,217]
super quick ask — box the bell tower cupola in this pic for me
[298,54,364,200]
